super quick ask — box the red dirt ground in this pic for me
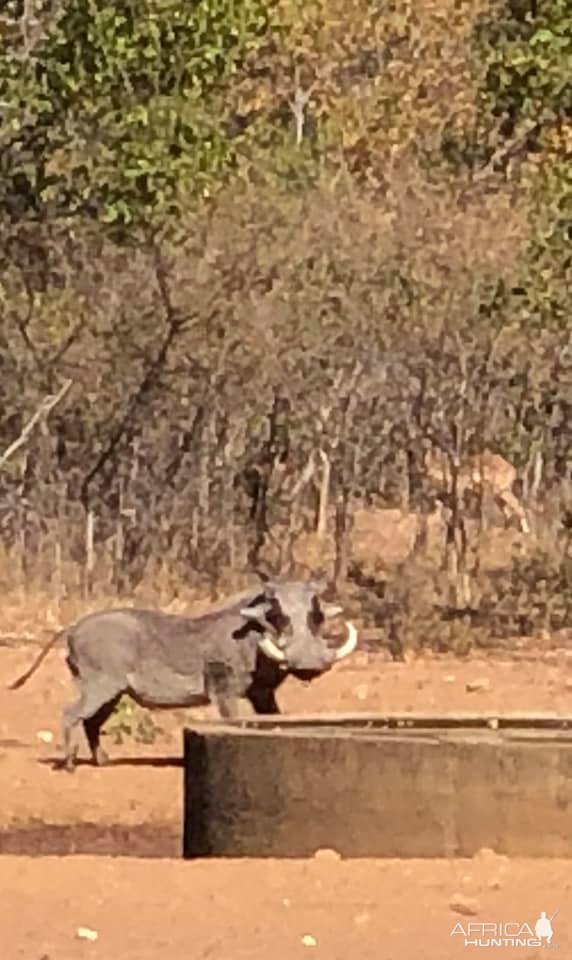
[2,642,572,958]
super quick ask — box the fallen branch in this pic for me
[0,631,53,647]
[0,379,73,470]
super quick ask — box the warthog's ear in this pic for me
[255,569,277,596]
[308,578,328,595]
[239,602,268,622]
[321,603,343,618]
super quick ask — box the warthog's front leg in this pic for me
[247,687,280,715]
[206,661,240,720]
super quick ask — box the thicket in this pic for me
[0,0,570,654]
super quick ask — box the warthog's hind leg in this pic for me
[83,693,123,767]
[58,677,124,773]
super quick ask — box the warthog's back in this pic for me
[69,605,254,679]
[68,608,160,674]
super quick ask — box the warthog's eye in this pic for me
[265,599,292,636]
[308,595,325,632]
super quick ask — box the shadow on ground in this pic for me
[37,754,184,770]
[0,821,181,857]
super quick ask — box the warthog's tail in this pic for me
[7,629,66,690]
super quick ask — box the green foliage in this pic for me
[0,0,570,658]
[477,0,572,128]
[479,551,572,635]
[104,695,164,746]
[0,0,280,226]
[473,0,572,331]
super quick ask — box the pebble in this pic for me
[76,927,98,942]
[449,894,480,916]
[37,730,54,743]
[473,846,501,862]
[301,935,317,947]
[313,847,341,862]
[465,678,491,693]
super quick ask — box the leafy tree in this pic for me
[477,0,572,134]
[0,0,281,226]
[474,0,572,331]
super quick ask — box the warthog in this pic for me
[8,578,357,772]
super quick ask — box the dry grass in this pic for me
[0,552,255,645]
[0,486,569,657]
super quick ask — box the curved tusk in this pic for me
[333,621,358,661]
[258,635,287,663]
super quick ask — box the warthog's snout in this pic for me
[258,621,358,672]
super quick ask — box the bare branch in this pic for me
[289,67,316,146]
[0,379,72,471]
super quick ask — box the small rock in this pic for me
[489,878,502,890]
[353,684,369,701]
[354,912,370,927]
[564,678,572,692]
[37,730,54,743]
[460,874,474,887]
[450,894,480,916]
[488,717,499,730]
[473,846,498,862]
[282,898,291,908]
[76,927,98,942]
[465,678,491,693]
[301,935,317,947]
[314,847,341,862]
[443,674,456,684]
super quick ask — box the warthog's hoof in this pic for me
[94,748,110,767]
[52,755,77,774]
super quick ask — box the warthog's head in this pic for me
[239,578,357,678]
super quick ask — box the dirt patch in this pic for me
[2,643,572,958]
[2,855,572,960]
[2,644,572,828]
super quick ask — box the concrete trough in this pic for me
[182,713,572,859]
